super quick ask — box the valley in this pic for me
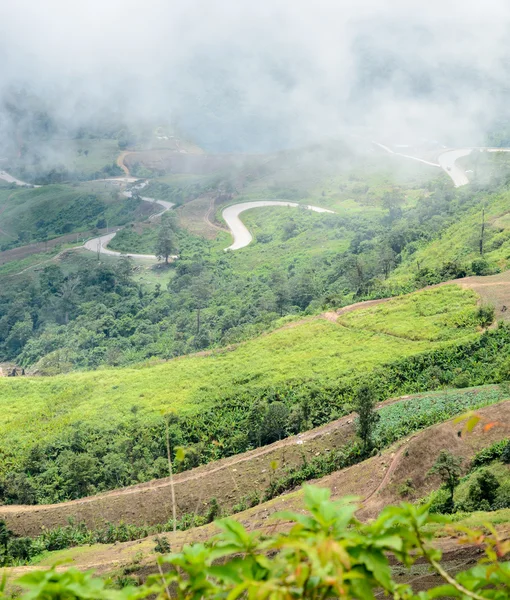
[1,135,510,597]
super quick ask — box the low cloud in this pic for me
[1,0,510,151]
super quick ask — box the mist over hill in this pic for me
[2,1,510,153]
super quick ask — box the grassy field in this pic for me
[0,284,483,474]
[338,286,480,341]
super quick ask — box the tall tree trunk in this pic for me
[480,208,485,256]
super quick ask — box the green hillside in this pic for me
[0,284,494,484]
[388,184,510,287]
[0,184,147,249]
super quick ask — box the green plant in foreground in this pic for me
[8,486,510,599]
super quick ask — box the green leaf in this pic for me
[175,446,186,462]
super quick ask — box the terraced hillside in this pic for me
[3,399,508,580]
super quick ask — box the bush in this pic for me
[460,469,501,512]
[428,487,455,514]
[154,536,171,554]
[471,258,491,276]
[471,439,509,468]
[206,498,220,523]
[492,482,510,509]
[398,478,415,498]
[7,537,35,562]
[452,373,471,388]
[502,440,510,464]
[477,305,495,328]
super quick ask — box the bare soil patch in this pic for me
[4,401,508,583]
[455,271,510,320]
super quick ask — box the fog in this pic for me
[1,0,510,152]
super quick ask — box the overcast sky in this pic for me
[1,0,510,150]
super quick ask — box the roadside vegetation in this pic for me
[1,487,509,600]
[0,184,147,251]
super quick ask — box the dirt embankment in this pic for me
[2,398,509,538]
[0,410,361,536]
[4,400,508,581]
[116,152,131,176]
[456,270,510,321]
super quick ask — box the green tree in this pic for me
[354,385,380,453]
[189,272,213,335]
[502,440,510,464]
[381,190,405,223]
[270,271,289,316]
[262,401,289,443]
[55,276,80,324]
[247,400,267,448]
[466,469,500,510]
[428,450,463,512]
[154,222,177,265]
[0,519,12,550]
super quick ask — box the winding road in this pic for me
[5,140,510,261]
[438,147,510,187]
[373,141,510,187]
[222,201,334,250]
[83,181,176,259]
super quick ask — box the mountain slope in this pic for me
[0,285,484,482]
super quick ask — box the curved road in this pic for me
[437,148,473,187]
[9,142,510,259]
[222,201,334,251]
[83,184,175,259]
[372,141,510,187]
[438,147,510,187]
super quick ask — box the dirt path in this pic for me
[362,441,409,503]
[3,400,508,579]
[204,197,228,232]
[116,151,131,176]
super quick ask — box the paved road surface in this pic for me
[371,142,441,167]
[373,141,510,187]
[83,231,169,259]
[222,201,334,251]
[83,188,175,259]
[0,170,40,187]
[438,147,510,187]
[437,148,473,187]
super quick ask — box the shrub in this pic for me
[452,373,471,388]
[7,537,35,562]
[477,305,495,328]
[471,439,509,468]
[492,482,510,509]
[428,487,453,514]
[466,469,500,509]
[154,536,171,554]
[471,258,491,276]
[398,478,415,498]
[502,440,510,464]
[206,498,220,523]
